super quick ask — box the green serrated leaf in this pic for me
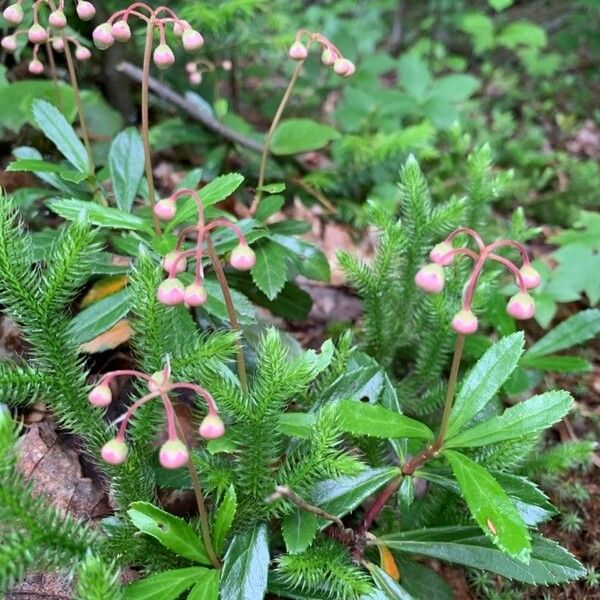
[282,510,318,554]
[270,119,339,155]
[444,450,531,562]
[221,524,269,600]
[187,569,219,600]
[255,195,285,222]
[7,159,88,183]
[109,128,145,213]
[278,412,315,438]
[123,567,208,600]
[127,502,211,565]
[520,355,591,372]
[446,390,572,448]
[377,527,585,585]
[366,563,414,599]
[446,332,524,437]
[336,400,434,440]
[251,241,288,300]
[257,183,286,194]
[32,99,89,173]
[213,484,236,555]
[270,234,330,282]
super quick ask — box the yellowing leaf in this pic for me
[79,319,132,353]
[80,275,128,307]
[378,545,400,581]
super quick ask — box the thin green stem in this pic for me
[141,20,161,234]
[205,235,248,394]
[249,58,306,215]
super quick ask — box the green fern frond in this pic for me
[472,433,541,471]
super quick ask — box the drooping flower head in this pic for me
[416,227,540,334]
[89,362,225,469]
[153,188,256,308]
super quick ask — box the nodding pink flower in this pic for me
[452,309,479,335]
[28,24,48,44]
[230,243,256,271]
[507,292,536,320]
[76,0,96,21]
[173,20,191,37]
[92,23,114,50]
[153,44,175,70]
[189,71,202,85]
[88,384,112,407]
[75,46,92,61]
[162,251,187,274]
[52,38,65,52]
[159,439,189,468]
[182,29,204,52]
[186,62,198,74]
[90,365,224,469]
[199,413,225,440]
[154,198,177,221]
[49,10,67,29]
[184,283,208,307]
[519,264,541,290]
[415,263,445,293]
[111,20,132,43]
[1,35,18,53]
[430,242,455,266]
[28,59,44,75]
[157,278,185,305]
[321,48,337,66]
[101,439,128,465]
[289,41,308,61]
[333,58,355,77]
[3,3,23,25]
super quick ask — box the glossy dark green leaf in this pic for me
[127,501,210,564]
[366,563,415,599]
[201,278,255,326]
[446,391,572,448]
[109,128,145,213]
[251,241,288,300]
[310,467,400,526]
[7,159,88,183]
[377,527,585,584]
[270,119,339,155]
[213,484,236,555]
[69,288,130,344]
[278,412,315,438]
[32,99,89,173]
[255,195,285,221]
[187,569,219,600]
[282,509,318,554]
[271,234,330,282]
[123,567,207,600]
[394,557,453,600]
[444,450,531,562]
[220,523,269,600]
[447,332,524,437]
[337,400,434,440]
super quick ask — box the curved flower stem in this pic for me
[172,413,221,569]
[205,235,248,394]
[249,57,307,216]
[141,19,161,234]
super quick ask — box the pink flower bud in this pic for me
[157,278,185,305]
[230,243,256,271]
[182,29,204,52]
[333,58,355,77]
[101,439,128,465]
[186,61,198,74]
[153,44,175,70]
[159,439,189,469]
[1,35,18,53]
[162,251,187,274]
[28,24,48,44]
[154,198,177,221]
[49,10,67,29]
[3,3,23,25]
[111,20,131,43]
[75,46,92,61]
[321,48,336,66]
[148,371,166,392]
[288,41,308,61]
[52,38,65,52]
[199,413,225,439]
[221,59,232,71]
[76,1,96,21]
[92,23,114,50]
[189,71,202,85]
[415,263,445,293]
[430,242,455,266]
[173,20,191,37]
[28,59,44,75]
[519,264,540,290]
[184,282,207,307]
[88,383,112,407]
[451,310,478,335]
[506,292,535,320]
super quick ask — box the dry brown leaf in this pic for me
[80,275,129,308]
[5,571,71,600]
[79,319,133,354]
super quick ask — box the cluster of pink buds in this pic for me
[1,0,94,74]
[89,363,225,469]
[415,228,540,334]
[92,3,204,70]
[287,30,355,77]
[184,58,230,86]
[153,188,256,307]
